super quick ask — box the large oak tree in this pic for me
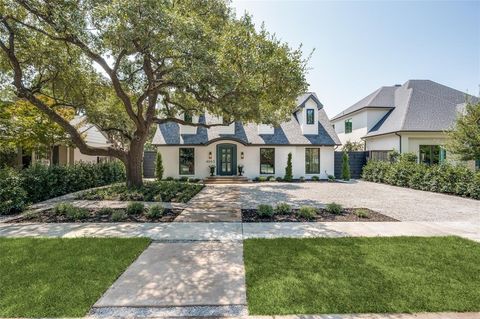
[0,0,308,187]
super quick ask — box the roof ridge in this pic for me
[398,86,413,131]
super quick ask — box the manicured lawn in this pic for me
[244,236,480,315]
[0,237,150,317]
[77,180,204,202]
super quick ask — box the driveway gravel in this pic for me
[236,180,480,222]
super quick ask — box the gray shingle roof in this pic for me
[152,93,341,146]
[331,86,397,120]
[365,80,478,137]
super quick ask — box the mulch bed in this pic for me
[242,208,398,222]
[8,208,182,223]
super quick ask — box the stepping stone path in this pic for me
[174,186,242,222]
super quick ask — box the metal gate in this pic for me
[334,151,368,179]
[143,150,156,178]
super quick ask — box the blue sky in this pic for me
[231,0,480,117]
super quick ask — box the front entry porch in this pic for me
[216,143,237,176]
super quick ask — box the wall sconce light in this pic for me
[241,151,244,159]
[208,151,212,160]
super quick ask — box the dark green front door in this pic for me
[217,144,237,176]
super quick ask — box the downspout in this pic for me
[395,132,402,153]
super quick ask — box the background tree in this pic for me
[0,0,308,187]
[284,152,293,182]
[447,101,480,161]
[342,140,364,152]
[0,98,74,165]
[342,151,351,181]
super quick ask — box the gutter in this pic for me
[395,132,402,152]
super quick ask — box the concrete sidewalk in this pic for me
[1,221,478,242]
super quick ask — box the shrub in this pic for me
[155,152,164,181]
[258,176,268,182]
[342,152,351,181]
[111,210,127,222]
[325,202,343,215]
[257,204,274,217]
[21,162,125,203]
[53,203,88,220]
[297,206,316,219]
[98,207,115,215]
[299,176,305,182]
[268,176,276,182]
[53,202,73,215]
[179,176,188,182]
[126,202,145,215]
[311,175,320,181]
[362,160,480,199]
[165,177,174,181]
[0,168,27,215]
[65,206,89,220]
[276,177,283,182]
[275,203,292,215]
[284,152,293,182]
[146,205,165,219]
[355,208,370,218]
[327,174,335,182]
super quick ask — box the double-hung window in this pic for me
[179,148,195,175]
[345,119,352,134]
[305,148,320,174]
[260,148,275,174]
[306,109,315,125]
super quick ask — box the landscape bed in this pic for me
[76,180,204,203]
[0,237,150,317]
[8,203,181,223]
[242,207,397,222]
[243,236,480,315]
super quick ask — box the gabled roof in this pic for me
[152,93,341,146]
[296,92,323,109]
[364,80,478,137]
[331,86,397,120]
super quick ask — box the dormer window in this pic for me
[184,112,193,123]
[306,109,315,124]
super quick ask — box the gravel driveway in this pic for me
[235,180,480,222]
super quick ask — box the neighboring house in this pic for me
[331,80,478,166]
[152,93,340,179]
[31,116,112,166]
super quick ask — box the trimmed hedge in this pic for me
[0,162,126,215]
[362,159,480,199]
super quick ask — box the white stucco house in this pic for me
[152,93,341,180]
[331,80,479,167]
[31,116,112,166]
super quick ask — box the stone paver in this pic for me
[175,186,242,222]
[237,181,480,222]
[94,241,246,308]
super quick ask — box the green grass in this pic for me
[77,180,203,202]
[243,237,480,315]
[0,237,150,317]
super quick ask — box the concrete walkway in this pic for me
[0,221,478,242]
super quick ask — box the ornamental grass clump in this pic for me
[296,206,316,220]
[257,204,274,217]
[126,202,145,215]
[146,205,165,219]
[275,203,292,215]
[325,202,343,215]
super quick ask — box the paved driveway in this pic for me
[236,180,480,222]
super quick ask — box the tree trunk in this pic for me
[125,140,145,188]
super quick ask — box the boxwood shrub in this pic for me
[362,160,480,199]
[0,161,126,215]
